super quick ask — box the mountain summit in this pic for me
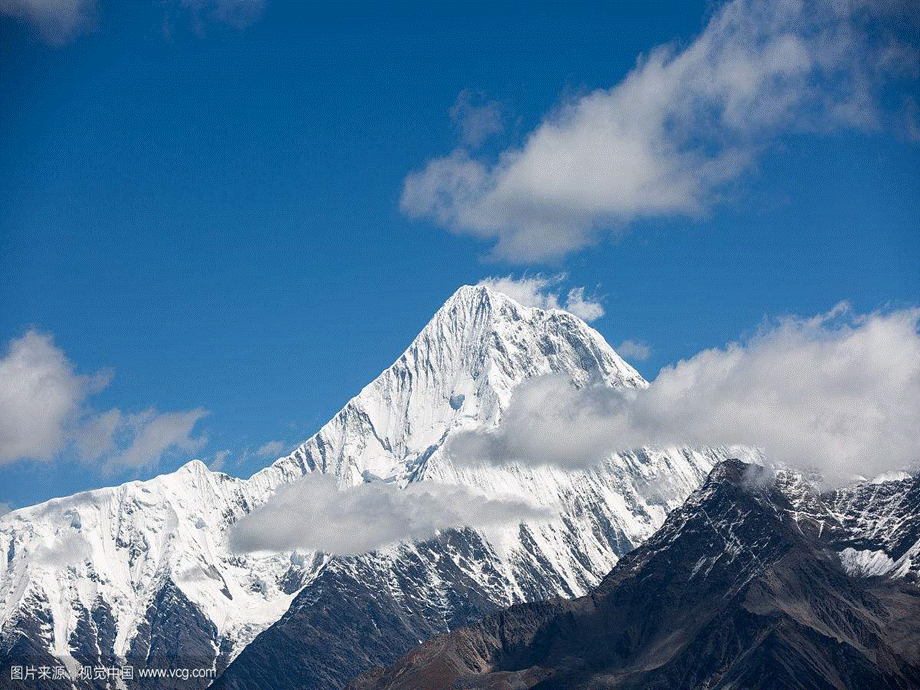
[266,284,645,487]
[1,286,741,690]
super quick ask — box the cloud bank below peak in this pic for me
[449,303,920,485]
[229,474,552,556]
[402,0,919,263]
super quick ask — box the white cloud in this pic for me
[0,330,208,472]
[104,408,208,472]
[450,304,920,485]
[451,90,503,149]
[565,287,605,322]
[229,474,552,555]
[72,406,208,473]
[73,408,120,462]
[402,0,918,262]
[0,331,109,463]
[255,440,286,459]
[0,0,95,45]
[480,274,563,310]
[0,503,10,516]
[478,274,605,322]
[449,373,624,470]
[0,0,266,44]
[207,449,230,472]
[616,339,652,362]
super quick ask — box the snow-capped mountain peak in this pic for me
[265,284,645,488]
[1,286,722,690]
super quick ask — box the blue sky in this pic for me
[1,0,918,509]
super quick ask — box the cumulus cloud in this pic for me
[255,440,287,459]
[616,339,652,362]
[230,473,552,555]
[0,330,207,472]
[450,373,623,470]
[478,274,605,322]
[0,0,95,44]
[450,304,920,485]
[0,331,109,463]
[451,90,504,149]
[402,0,919,262]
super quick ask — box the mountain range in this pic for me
[1,286,756,689]
[349,460,920,690]
[5,286,915,689]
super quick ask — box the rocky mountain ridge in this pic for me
[350,460,920,690]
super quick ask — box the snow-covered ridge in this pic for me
[0,459,302,663]
[733,466,920,580]
[0,284,730,680]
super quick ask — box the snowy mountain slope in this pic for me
[735,468,920,581]
[1,285,745,689]
[0,460,311,685]
[211,445,754,690]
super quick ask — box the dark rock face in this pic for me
[211,565,442,690]
[210,527,603,690]
[125,579,222,690]
[0,580,222,690]
[0,592,126,690]
[348,461,920,690]
[0,593,66,690]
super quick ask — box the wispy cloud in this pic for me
[0,0,96,45]
[616,340,652,362]
[177,0,265,33]
[451,90,504,149]
[450,304,920,485]
[478,274,605,322]
[0,0,266,45]
[229,474,552,555]
[207,449,231,472]
[103,408,208,473]
[402,0,919,262]
[0,330,207,473]
[565,287,606,322]
[255,440,287,459]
